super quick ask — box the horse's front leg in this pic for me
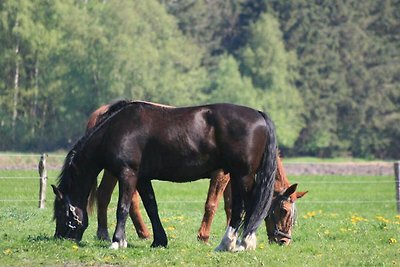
[198,170,230,243]
[137,179,167,248]
[111,168,137,250]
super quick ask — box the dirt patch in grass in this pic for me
[0,154,395,176]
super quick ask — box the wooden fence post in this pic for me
[395,161,400,213]
[38,153,48,209]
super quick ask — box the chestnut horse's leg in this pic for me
[197,170,230,243]
[129,190,150,239]
[97,170,117,241]
[111,168,137,249]
[137,179,168,248]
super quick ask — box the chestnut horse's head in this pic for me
[52,185,88,242]
[266,184,307,246]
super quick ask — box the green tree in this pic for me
[239,13,304,148]
[266,0,400,158]
[208,54,258,107]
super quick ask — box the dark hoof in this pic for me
[150,239,168,248]
[197,234,209,243]
[97,230,111,242]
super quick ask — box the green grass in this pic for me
[0,170,399,266]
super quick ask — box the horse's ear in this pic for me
[296,191,308,199]
[52,185,63,200]
[283,184,298,197]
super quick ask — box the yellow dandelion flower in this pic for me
[375,216,390,223]
[3,249,12,255]
[351,215,368,224]
[72,244,79,251]
[104,256,112,262]
[166,226,175,231]
[388,238,397,244]
[303,211,317,219]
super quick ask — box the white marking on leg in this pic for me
[109,239,128,250]
[215,226,238,252]
[237,232,257,251]
[110,242,119,250]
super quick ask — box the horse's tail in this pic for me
[242,111,277,237]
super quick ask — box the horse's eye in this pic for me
[281,208,288,216]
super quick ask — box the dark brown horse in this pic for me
[88,102,306,246]
[53,100,278,251]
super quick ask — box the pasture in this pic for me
[0,168,399,266]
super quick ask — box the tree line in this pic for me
[0,0,399,159]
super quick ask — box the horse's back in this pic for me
[102,102,268,181]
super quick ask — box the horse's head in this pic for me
[52,185,88,242]
[266,184,307,246]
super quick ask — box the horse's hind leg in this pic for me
[129,190,150,239]
[97,170,117,241]
[198,170,230,243]
[111,168,137,249]
[137,179,167,248]
[215,174,256,252]
[215,175,245,251]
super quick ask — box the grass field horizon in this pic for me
[0,168,399,266]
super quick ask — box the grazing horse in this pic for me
[198,154,307,246]
[88,102,306,246]
[52,100,278,251]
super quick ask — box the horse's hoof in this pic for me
[97,229,111,242]
[150,240,167,248]
[110,242,119,250]
[137,230,151,240]
[215,226,237,252]
[239,232,257,250]
[110,240,128,250]
[197,234,209,243]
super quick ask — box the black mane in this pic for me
[57,99,135,191]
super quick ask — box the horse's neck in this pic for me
[274,156,290,192]
[69,157,101,206]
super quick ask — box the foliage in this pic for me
[0,0,208,150]
[0,0,399,158]
[265,0,400,158]
[239,13,304,147]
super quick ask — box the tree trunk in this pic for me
[12,39,20,142]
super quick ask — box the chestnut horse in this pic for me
[53,100,277,251]
[88,102,306,246]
